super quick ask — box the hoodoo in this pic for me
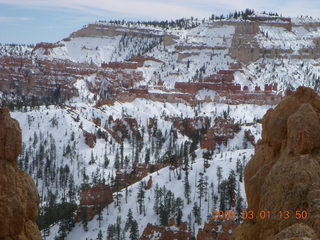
[0,108,41,240]
[232,87,320,240]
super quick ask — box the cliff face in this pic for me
[232,87,320,240]
[0,108,41,240]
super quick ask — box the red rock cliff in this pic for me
[232,87,320,240]
[0,107,41,240]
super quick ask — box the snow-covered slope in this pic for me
[4,12,320,240]
[48,148,253,240]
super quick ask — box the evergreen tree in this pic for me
[82,208,88,232]
[236,186,244,220]
[113,177,122,207]
[236,158,243,182]
[202,151,212,172]
[115,216,122,240]
[114,149,120,169]
[97,206,103,228]
[217,166,222,193]
[153,184,161,215]
[96,230,103,240]
[159,203,169,226]
[145,148,150,164]
[120,141,124,168]
[197,172,208,208]
[137,181,145,215]
[227,170,237,208]
[184,170,191,204]
[219,180,227,211]
[107,224,115,240]
[104,153,110,168]
[129,220,139,240]
[125,209,134,231]
[174,197,184,226]
[192,202,201,225]
[57,220,68,240]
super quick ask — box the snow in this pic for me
[10,99,270,239]
[257,25,314,53]
[47,147,253,240]
[9,15,320,239]
[196,89,218,100]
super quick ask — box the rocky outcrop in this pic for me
[200,117,241,150]
[197,220,239,240]
[244,129,255,146]
[232,87,320,240]
[0,107,41,240]
[145,176,153,190]
[76,184,113,221]
[83,131,96,148]
[80,184,113,206]
[140,220,192,240]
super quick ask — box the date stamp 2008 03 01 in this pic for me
[208,210,309,221]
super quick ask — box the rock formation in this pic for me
[79,184,113,206]
[145,176,153,190]
[140,220,192,240]
[197,220,239,240]
[76,184,113,222]
[0,107,41,240]
[232,87,320,240]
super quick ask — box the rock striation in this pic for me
[232,87,320,240]
[0,107,41,240]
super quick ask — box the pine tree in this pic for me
[137,181,145,215]
[219,180,227,211]
[125,209,134,231]
[113,177,122,207]
[145,148,150,164]
[82,208,88,232]
[153,184,160,215]
[107,224,115,240]
[104,153,110,168]
[57,219,68,240]
[227,170,237,208]
[120,141,124,168]
[114,149,120,170]
[202,151,212,172]
[236,184,244,220]
[217,166,222,193]
[236,158,243,182]
[129,220,139,240]
[116,216,122,240]
[96,230,103,240]
[89,151,95,165]
[97,206,103,228]
[184,170,191,204]
[192,202,201,225]
[174,197,184,226]
[190,151,196,166]
[197,172,208,208]
[159,203,169,226]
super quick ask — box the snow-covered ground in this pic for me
[46,148,253,240]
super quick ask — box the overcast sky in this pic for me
[0,0,319,44]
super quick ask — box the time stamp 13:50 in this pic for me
[209,210,309,220]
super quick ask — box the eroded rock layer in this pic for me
[232,87,320,240]
[0,107,41,240]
